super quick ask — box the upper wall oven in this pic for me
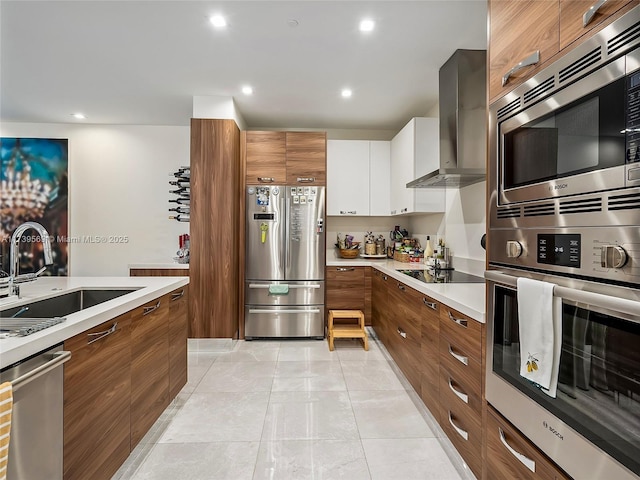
[489,8,640,230]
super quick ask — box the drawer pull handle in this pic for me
[502,51,540,86]
[499,427,536,473]
[339,210,357,215]
[583,0,607,27]
[448,345,468,366]
[297,177,315,183]
[397,284,405,291]
[337,267,355,272]
[382,275,388,281]
[422,298,437,310]
[397,327,407,339]
[448,411,469,441]
[143,300,161,316]
[448,378,469,404]
[257,177,275,183]
[448,311,468,328]
[87,322,117,344]
[171,289,185,301]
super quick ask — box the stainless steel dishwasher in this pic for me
[0,344,71,480]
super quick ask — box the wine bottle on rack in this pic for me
[172,171,190,179]
[170,187,190,195]
[169,215,190,222]
[169,180,189,187]
[169,198,190,205]
[169,207,190,214]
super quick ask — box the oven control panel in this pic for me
[489,228,639,286]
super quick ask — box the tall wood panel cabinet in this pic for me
[190,118,241,338]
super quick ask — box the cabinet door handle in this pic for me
[447,311,468,328]
[583,0,607,27]
[87,322,118,344]
[401,207,408,213]
[448,411,469,441]
[397,284,405,292]
[297,177,315,183]
[397,327,407,339]
[143,300,161,316]
[171,289,185,301]
[339,210,357,215]
[448,344,468,366]
[390,210,396,215]
[422,298,437,310]
[499,427,536,473]
[257,177,275,183]
[502,51,540,86]
[382,275,388,281]
[337,267,355,272]
[448,377,469,404]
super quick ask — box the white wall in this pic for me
[1,122,190,276]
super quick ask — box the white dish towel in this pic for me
[517,277,563,398]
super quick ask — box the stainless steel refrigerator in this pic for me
[245,185,325,339]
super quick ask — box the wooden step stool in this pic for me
[327,310,368,351]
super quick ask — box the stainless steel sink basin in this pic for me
[0,289,138,319]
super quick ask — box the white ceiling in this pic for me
[0,1,487,132]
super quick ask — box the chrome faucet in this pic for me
[7,222,53,297]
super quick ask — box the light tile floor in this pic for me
[113,331,477,480]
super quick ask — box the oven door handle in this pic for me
[485,270,640,318]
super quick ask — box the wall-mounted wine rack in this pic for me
[169,166,190,222]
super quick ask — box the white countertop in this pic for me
[327,253,486,323]
[128,263,189,269]
[0,276,189,369]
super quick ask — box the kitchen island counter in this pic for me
[0,276,189,369]
[327,253,485,323]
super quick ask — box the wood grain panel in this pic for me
[439,398,482,479]
[440,305,482,364]
[63,314,131,480]
[439,335,483,396]
[486,406,571,480]
[326,266,366,317]
[239,130,247,340]
[285,132,327,185]
[489,0,560,102]
[371,269,389,343]
[420,293,440,421]
[129,268,188,277]
[169,285,188,400]
[364,266,372,326]
[559,0,636,50]
[190,118,240,338]
[245,131,287,184]
[130,297,169,448]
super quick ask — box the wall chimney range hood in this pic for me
[407,49,487,188]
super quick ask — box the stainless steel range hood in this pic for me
[407,49,486,188]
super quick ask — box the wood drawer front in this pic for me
[286,132,326,185]
[387,329,422,392]
[486,406,571,480]
[439,365,482,417]
[388,281,421,340]
[420,370,440,423]
[438,402,482,479]
[420,306,440,419]
[64,314,132,480]
[168,286,188,400]
[326,266,365,311]
[439,306,481,364]
[245,131,287,185]
[439,336,482,397]
[130,297,170,447]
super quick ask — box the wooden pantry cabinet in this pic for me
[63,285,188,480]
[244,131,326,186]
[489,0,638,103]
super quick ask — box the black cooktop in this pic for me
[397,269,485,284]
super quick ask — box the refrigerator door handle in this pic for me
[248,284,321,289]
[248,309,321,314]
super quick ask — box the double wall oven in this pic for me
[488,7,640,479]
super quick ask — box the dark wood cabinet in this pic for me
[371,269,390,343]
[168,285,189,399]
[326,266,366,323]
[420,293,440,423]
[486,406,571,480]
[285,132,326,185]
[63,314,132,480]
[130,296,170,448]
[130,268,188,277]
[245,131,287,185]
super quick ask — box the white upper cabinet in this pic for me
[389,117,445,215]
[369,141,391,216]
[327,140,391,216]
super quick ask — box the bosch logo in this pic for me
[542,420,564,440]
[543,421,548,428]
[549,183,568,191]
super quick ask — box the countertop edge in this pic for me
[0,276,189,369]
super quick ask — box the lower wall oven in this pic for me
[486,267,640,479]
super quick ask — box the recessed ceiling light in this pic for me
[71,113,86,120]
[359,19,375,32]
[242,86,253,95]
[341,89,352,98]
[209,15,227,28]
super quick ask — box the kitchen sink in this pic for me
[0,288,139,319]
